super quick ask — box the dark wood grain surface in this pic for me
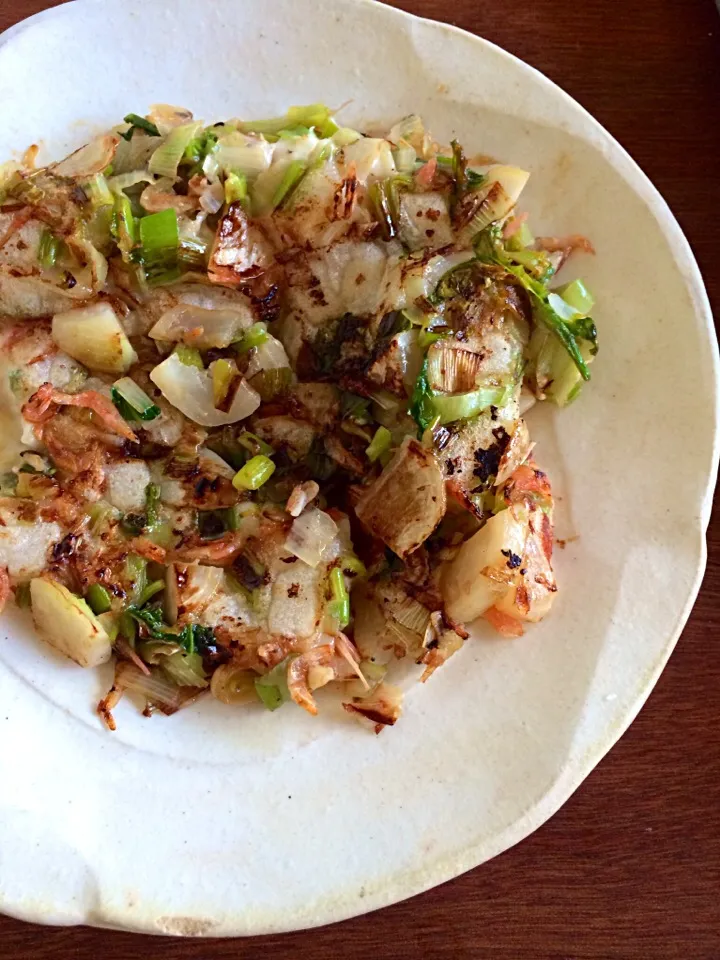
[0,0,719,957]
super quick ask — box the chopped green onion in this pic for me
[183,129,219,173]
[173,344,204,368]
[341,392,371,424]
[145,483,161,530]
[87,502,115,533]
[341,555,368,578]
[111,377,161,422]
[328,567,350,629]
[272,159,307,209]
[224,172,248,206]
[146,520,175,549]
[474,225,593,381]
[38,230,63,268]
[111,192,138,260]
[235,322,268,354]
[148,122,203,179]
[254,655,294,711]
[136,579,165,608]
[137,208,180,284]
[238,431,274,458]
[160,650,208,688]
[277,125,312,139]
[179,236,208,271]
[418,328,448,349]
[332,127,362,147]
[214,133,271,178]
[125,555,148,605]
[366,426,392,462]
[409,357,436,436]
[119,609,136,643]
[98,612,119,645]
[255,681,284,711]
[84,173,113,208]
[393,141,417,174]
[232,455,276,491]
[0,471,17,495]
[237,104,336,138]
[432,385,508,425]
[212,358,240,410]
[248,367,292,402]
[121,113,161,141]
[225,505,240,532]
[554,279,595,317]
[14,582,31,609]
[86,583,112,615]
[506,221,535,251]
[506,247,554,281]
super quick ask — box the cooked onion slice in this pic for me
[148,304,254,350]
[285,508,338,568]
[149,353,260,427]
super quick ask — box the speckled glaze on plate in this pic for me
[0,0,716,937]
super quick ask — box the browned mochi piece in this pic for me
[355,437,446,558]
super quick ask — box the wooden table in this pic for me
[1,0,719,957]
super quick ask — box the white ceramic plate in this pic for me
[0,0,717,937]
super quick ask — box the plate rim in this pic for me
[0,0,718,936]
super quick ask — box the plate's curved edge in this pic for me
[0,0,717,938]
[0,1,77,51]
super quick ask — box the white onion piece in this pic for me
[271,133,321,166]
[341,138,396,182]
[148,104,195,135]
[245,334,290,379]
[422,251,476,298]
[149,353,260,427]
[179,564,224,611]
[485,164,530,207]
[214,132,273,177]
[199,181,224,214]
[52,135,119,178]
[107,170,154,192]
[149,304,253,349]
[285,508,338,568]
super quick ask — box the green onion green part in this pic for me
[137,208,180,284]
[224,172,248,206]
[38,231,63,268]
[272,159,307,209]
[366,426,392,462]
[173,344,204,368]
[86,583,112,615]
[328,567,351,629]
[232,455,276,491]
[235,322,268,354]
[121,114,161,141]
[111,377,161,422]
[149,122,203,179]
